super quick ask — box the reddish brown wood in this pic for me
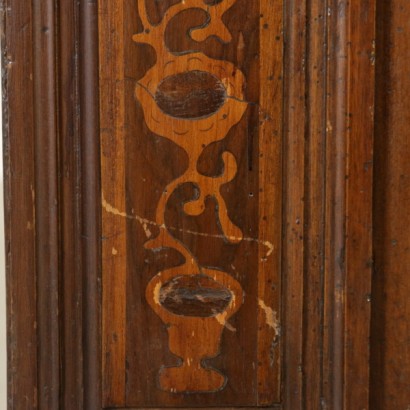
[99,0,127,404]
[282,1,375,408]
[371,0,410,407]
[282,0,306,407]
[109,407,282,410]
[343,1,375,406]
[2,1,38,408]
[323,0,347,405]
[324,1,375,408]
[108,407,283,410]
[100,1,282,407]
[258,1,283,404]
[79,0,102,408]
[303,0,327,408]
[3,0,380,408]
[58,1,85,408]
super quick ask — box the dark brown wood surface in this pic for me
[100,0,282,407]
[371,0,410,407]
[3,0,396,409]
[2,0,102,409]
[3,1,38,408]
[59,0,83,407]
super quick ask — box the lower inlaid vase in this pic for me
[146,267,244,393]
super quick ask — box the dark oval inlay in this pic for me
[159,274,232,317]
[155,70,227,119]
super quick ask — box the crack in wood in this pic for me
[101,194,274,257]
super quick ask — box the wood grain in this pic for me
[258,1,283,405]
[282,1,375,408]
[3,1,38,408]
[58,0,83,407]
[99,0,127,406]
[371,0,410,407]
[3,0,381,407]
[343,1,375,406]
[134,1,248,396]
[154,71,227,119]
[302,0,327,408]
[283,1,374,407]
[100,0,282,407]
[32,0,61,407]
[80,0,102,408]
[324,1,375,408]
[107,407,283,410]
[282,1,306,407]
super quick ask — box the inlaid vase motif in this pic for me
[133,0,247,393]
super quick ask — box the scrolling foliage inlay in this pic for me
[133,0,247,393]
[101,0,283,404]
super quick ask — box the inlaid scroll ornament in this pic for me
[133,0,247,393]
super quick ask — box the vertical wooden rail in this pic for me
[324,1,349,407]
[58,0,84,407]
[303,0,327,407]
[32,0,60,408]
[283,0,306,408]
[99,0,127,406]
[2,0,38,407]
[282,0,375,407]
[371,0,410,408]
[80,0,102,408]
[325,0,375,408]
[343,0,375,407]
[258,0,283,404]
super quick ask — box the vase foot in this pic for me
[159,364,226,393]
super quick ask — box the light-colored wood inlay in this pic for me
[134,0,246,393]
[100,0,283,404]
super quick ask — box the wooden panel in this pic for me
[110,407,283,410]
[80,0,102,408]
[3,0,378,408]
[99,0,283,407]
[282,1,375,408]
[282,0,306,407]
[99,0,127,404]
[324,0,375,408]
[302,0,327,407]
[32,1,61,406]
[59,0,83,406]
[258,1,283,404]
[3,0,102,408]
[371,0,410,407]
[342,1,375,405]
[3,1,38,408]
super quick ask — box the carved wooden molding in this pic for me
[2,0,375,409]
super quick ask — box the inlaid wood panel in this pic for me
[99,0,282,407]
[4,0,379,408]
